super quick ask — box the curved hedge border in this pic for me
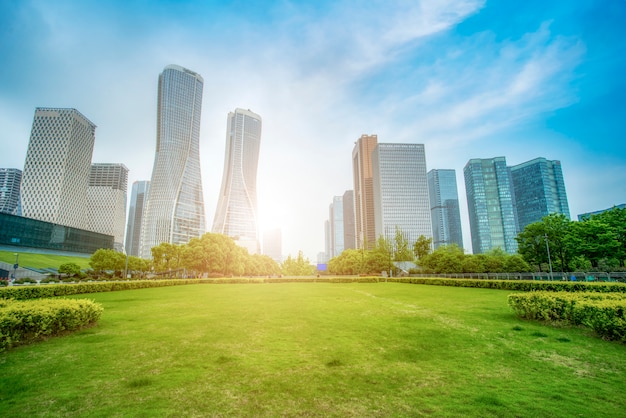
[0,298,103,350]
[508,291,626,342]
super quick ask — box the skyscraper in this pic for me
[125,181,150,257]
[428,169,463,249]
[352,134,378,249]
[510,157,570,231]
[140,65,206,258]
[0,168,22,215]
[212,108,262,254]
[372,143,433,245]
[262,228,282,263]
[342,190,356,251]
[327,195,344,258]
[86,163,129,251]
[464,157,518,254]
[21,108,96,230]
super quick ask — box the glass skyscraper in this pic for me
[212,108,262,254]
[352,134,378,249]
[372,143,433,246]
[509,157,569,231]
[125,180,149,257]
[428,169,463,249]
[464,157,518,254]
[327,195,345,258]
[21,108,96,230]
[140,65,206,258]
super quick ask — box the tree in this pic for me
[365,236,394,275]
[591,207,626,267]
[151,242,182,273]
[413,235,433,260]
[516,214,572,272]
[281,251,316,276]
[328,249,366,275]
[58,262,81,277]
[419,244,464,273]
[89,249,125,275]
[393,227,414,262]
[566,219,620,268]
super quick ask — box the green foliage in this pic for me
[13,277,37,285]
[413,235,432,260]
[393,227,414,261]
[508,291,626,342]
[281,251,316,276]
[0,298,103,350]
[517,209,626,272]
[327,249,367,275]
[89,249,125,274]
[151,242,183,272]
[58,262,81,277]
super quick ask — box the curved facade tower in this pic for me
[212,108,262,253]
[140,65,206,258]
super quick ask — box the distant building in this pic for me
[21,108,96,230]
[86,163,128,252]
[372,143,433,246]
[141,65,206,258]
[428,169,463,249]
[125,181,149,257]
[213,108,262,254]
[510,157,569,230]
[328,196,345,258]
[342,190,356,250]
[263,228,282,263]
[578,204,626,221]
[0,168,22,215]
[464,157,518,254]
[352,134,378,249]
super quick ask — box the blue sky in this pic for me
[1,0,625,260]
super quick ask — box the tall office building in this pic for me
[0,168,22,215]
[464,157,518,254]
[342,190,356,250]
[327,196,345,258]
[21,108,96,230]
[125,181,150,256]
[428,169,463,249]
[510,157,569,231]
[372,143,433,245]
[140,65,206,258]
[262,228,282,263]
[352,134,378,249]
[85,163,128,251]
[212,108,262,254]
[578,203,626,221]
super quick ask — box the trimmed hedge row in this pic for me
[508,292,626,342]
[0,298,103,350]
[388,277,626,293]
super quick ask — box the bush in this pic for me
[13,277,37,285]
[0,298,103,350]
[508,292,626,342]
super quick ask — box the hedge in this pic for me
[388,277,626,293]
[508,291,626,342]
[0,298,103,350]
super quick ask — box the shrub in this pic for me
[13,277,37,285]
[0,298,103,350]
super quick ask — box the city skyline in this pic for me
[1,1,624,260]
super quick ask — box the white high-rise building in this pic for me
[125,181,150,257]
[327,196,344,258]
[0,168,22,215]
[21,108,96,230]
[140,65,206,258]
[86,163,128,251]
[212,108,262,254]
[372,143,433,245]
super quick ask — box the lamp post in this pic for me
[12,253,19,285]
[544,234,553,281]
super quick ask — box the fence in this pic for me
[408,271,626,282]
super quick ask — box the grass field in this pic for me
[1,282,625,417]
[0,250,91,270]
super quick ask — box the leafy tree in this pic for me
[590,207,626,267]
[393,227,414,261]
[281,251,316,276]
[328,249,366,275]
[483,248,507,273]
[419,244,464,274]
[58,262,81,277]
[517,214,572,272]
[413,235,432,260]
[151,242,182,273]
[566,219,620,268]
[365,236,394,275]
[462,254,485,273]
[89,249,125,274]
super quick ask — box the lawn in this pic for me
[1,282,625,417]
[0,250,91,270]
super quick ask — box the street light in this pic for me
[544,234,553,281]
[12,253,19,285]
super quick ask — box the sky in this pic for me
[1,0,625,261]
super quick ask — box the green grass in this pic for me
[1,283,625,417]
[0,250,91,270]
